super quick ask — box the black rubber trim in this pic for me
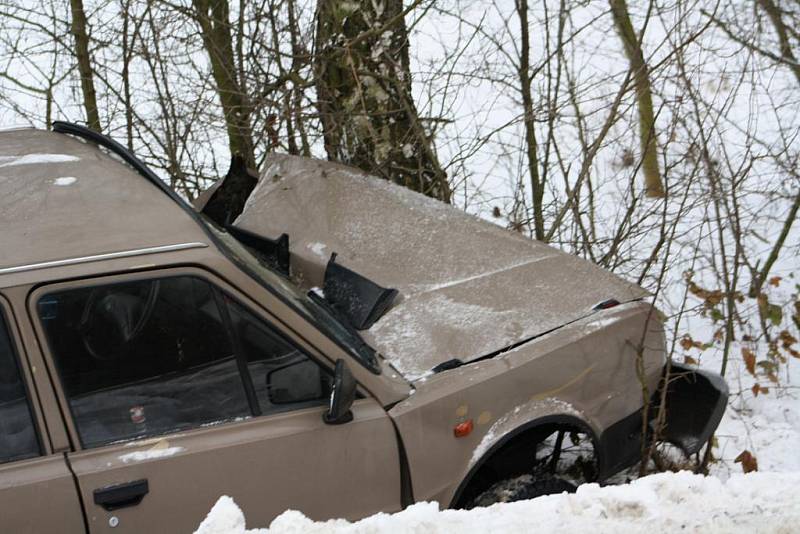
[213,288,262,417]
[51,122,383,377]
[596,407,644,479]
[387,420,415,508]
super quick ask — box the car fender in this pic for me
[448,397,601,507]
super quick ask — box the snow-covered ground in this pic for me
[195,471,800,534]
[711,369,800,478]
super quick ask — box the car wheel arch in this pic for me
[448,412,602,509]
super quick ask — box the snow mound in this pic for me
[194,496,250,534]
[195,471,800,534]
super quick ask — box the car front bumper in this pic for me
[597,362,729,479]
[658,362,729,455]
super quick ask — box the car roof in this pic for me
[0,128,209,278]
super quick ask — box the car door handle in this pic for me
[93,479,149,511]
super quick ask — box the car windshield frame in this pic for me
[202,219,382,374]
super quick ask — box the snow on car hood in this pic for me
[230,155,648,380]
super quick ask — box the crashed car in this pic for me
[0,123,727,533]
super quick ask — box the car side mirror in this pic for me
[266,357,324,405]
[323,360,356,425]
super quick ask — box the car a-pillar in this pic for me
[450,415,600,509]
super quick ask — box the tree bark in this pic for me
[192,0,257,170]
[515,0,546,240]
[314,0,450,202]
[609,0,664,198]
[68,0,101,132]
[756,0,800,86]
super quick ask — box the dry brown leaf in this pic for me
[768,276,782,287]
[684,355,698,365]
[779,330,797,349]
[767,372,779,383]
[742,348,757,376]
[734,450,758,473]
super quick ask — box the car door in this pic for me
[0,295,86,533]
[30,269,401,533]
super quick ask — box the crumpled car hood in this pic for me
[225,155,649,380]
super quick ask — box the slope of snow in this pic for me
[711,374,800,478]
[195,471,800,534]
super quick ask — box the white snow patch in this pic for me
[471,399,583,465]
[195,471,800,533]
[413,254,556,294]
[53,176,77,186]
[585,316,622,329]
[0,153,80,167]
[194,496,259,534]
[309,286,325,298]
[118,445,185,463]
[306,242,327,259]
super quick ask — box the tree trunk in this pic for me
[314,0,451,202]
[192,0,256,170]
[609,0,664,198]
[515,0,546,240]
[68,0,101,132]
[755,0,800,86]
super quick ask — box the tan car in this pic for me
[0,123,727,533]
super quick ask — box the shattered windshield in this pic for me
[202,220,381,374]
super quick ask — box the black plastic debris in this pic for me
[323,253,398,330]
[227,225,291,276]
[432,359,464,373]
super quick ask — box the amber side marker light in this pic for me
[454,419,474,438]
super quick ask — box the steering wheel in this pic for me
[79,280,161,361]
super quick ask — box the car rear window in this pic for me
[0,310,40,463]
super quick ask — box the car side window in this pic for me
[225,297,333,415]
[38,277,251,447]
[0,309,40,463]
[37,276,332,449]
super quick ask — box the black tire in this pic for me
[469,475,577,508]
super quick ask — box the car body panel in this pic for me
[66,397,399,533]
[0,455,86,533]
[223,154,649,379]
[388,301,665,505]
[0,129,209,275]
